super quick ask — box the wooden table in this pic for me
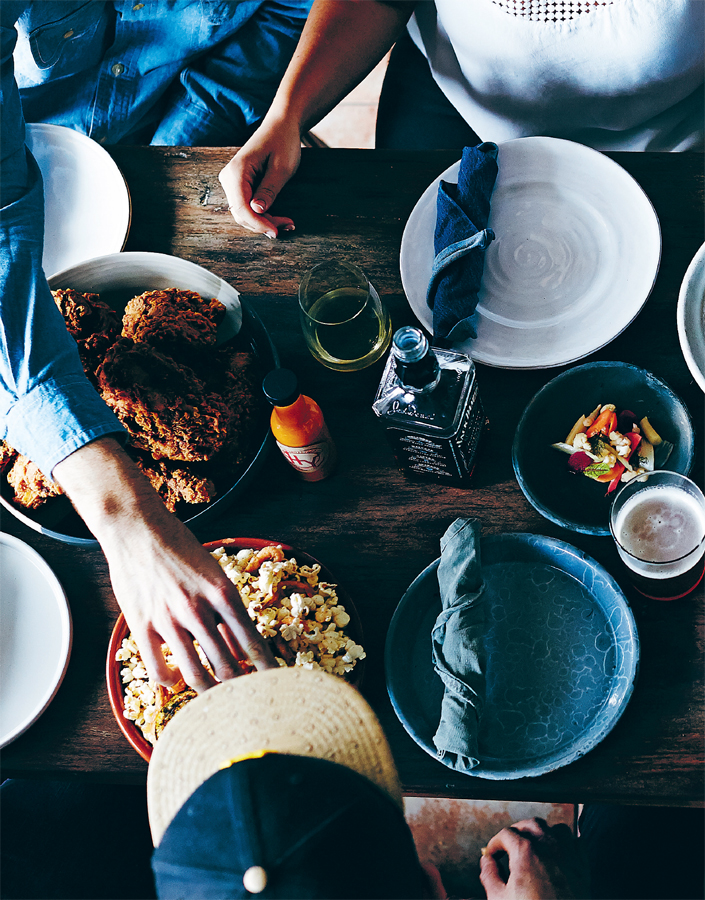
[2,148,703,806]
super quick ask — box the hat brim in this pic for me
[147,667,403,846]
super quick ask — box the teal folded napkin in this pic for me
[432,518,486,772]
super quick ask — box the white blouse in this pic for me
[408,0,704,150]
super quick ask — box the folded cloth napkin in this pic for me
[427,142,499,345]
[432,517,486,773]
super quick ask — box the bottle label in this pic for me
[385,383,485,483]
[276,438,335,478]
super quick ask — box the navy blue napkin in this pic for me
[427,142,498,345]
[432,517,486,773]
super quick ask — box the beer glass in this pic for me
[609,470,705,600]
[299,260,392,372]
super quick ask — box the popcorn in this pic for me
[116,546,366,748]
[115,635,200,745]
[213,546,366,679]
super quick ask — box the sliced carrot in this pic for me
[607,463,626,493]
[586,409,617,438]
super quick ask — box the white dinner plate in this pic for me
[677,242,705,393]
[26,122,131,279]
[0,533,72,748]
[400,136,661,369]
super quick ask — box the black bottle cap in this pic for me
[262,368,300,408]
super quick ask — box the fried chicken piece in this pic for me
[209,347,262,464]
[98,338,232,462]
[134,455,217,512]
[0,440,18,474]
[6,453,64,509]
[52,288,121,384]
[53,288,120,341]
[122,289,225,350]
[76,330,119,386]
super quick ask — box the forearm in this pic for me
[54,436,277,690]
[267,0,415,133]
[52,436,167,546]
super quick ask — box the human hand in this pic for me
[479,817,590,900]
[53,438,277,692]
[219,115,302,238]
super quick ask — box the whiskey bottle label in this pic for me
[385,386,484,483]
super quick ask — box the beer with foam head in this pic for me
[610,471,705,600]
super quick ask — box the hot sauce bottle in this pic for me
[262,369,336,481]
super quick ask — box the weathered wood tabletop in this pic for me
[2,147,703,805]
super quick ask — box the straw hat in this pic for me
[147,666,403,847]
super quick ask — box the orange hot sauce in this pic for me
[262,369,336,482]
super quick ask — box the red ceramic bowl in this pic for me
[106,538,365,761]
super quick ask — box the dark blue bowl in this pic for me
[512,361,694,536]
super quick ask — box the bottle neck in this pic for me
[271,394,324,446]
[390,325,441,393]
[273,394,309,425]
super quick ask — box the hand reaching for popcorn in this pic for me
[53,437,277,692]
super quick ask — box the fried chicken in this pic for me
[134,454,217,512]
[53,288,120,341]
[98,338,232,462]
[207,347,262,464]
[5,286,261,514]
[0,440,18,474]
[122,288,225,351]
[6,453,64,509]
[52,288,121,383]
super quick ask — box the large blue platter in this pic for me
[385,533,639,780]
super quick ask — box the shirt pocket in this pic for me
[27,1,110,73]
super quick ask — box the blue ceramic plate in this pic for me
[512,361,694,536]
[385,533,639,780]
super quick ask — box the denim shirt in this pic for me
[0,0,311,477]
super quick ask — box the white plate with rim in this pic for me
[400,136,661,369]
[0,533,72,748]
[677,241,705,393]
[26,122,131,279]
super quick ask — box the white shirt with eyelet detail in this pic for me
[408,0,704,150]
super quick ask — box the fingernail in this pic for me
[265,230,277,239]
[251,199,266,213]
[282,224,295,232]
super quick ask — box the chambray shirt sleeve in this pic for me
[0,5,125,479]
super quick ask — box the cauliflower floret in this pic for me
[572,432,591,452]
[609,431,632,459]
